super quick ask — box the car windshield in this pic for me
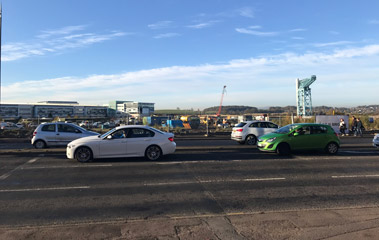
[100,128,117,138]
[274,124,300,134]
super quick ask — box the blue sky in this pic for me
[2,0,379,109]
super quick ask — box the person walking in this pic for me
[355,118,364,137]
[351,116,357,136]
[339,118,346,136]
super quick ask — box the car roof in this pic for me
[115,125,149,130]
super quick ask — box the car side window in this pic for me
[311,126,327,134]
[257,122,268,128]
[41,124,56,132]
[58,124,81,133]
[266,122,278,128]
[111,129,127,139]
[249,122,258,128]
[127,128,155,138]
[295,127,311,135]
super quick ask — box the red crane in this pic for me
[216,85,227,116]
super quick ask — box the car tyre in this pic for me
[145,145,162,161]
[326,142,339,154]
[245,135,257,145]
[75,147,92,163]
[276,143,291,155]
[33,140,46,149]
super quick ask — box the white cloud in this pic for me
[235,28,279,36]
[313,41,353,47]
[37,25,87,38]
[289,28,307,32]
[3,26,128,62]
[4,44,379,108]
[237,7,255,18]
[187,21,219,29]
[147,21,174,29]
[153,33,180,39]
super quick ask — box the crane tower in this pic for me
[296,75,316,116]
[216,85,226,116]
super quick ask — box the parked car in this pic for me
[15,123,24,128]
[66,125,176,162]
[231,121,279,145]
[0,122,19,130]
[31,122,99,149]
[257,123,340,155]
[373,134,379,148]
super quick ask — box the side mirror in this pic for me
[107,135,113,140]
[293,132,299,137]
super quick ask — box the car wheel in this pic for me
[245,135,257,145]
[33,140,46,149]
[145,145,162,161]
[276,143,291,155]
[75,147,92,163]
[326,142,339,154]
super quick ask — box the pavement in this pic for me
[1,135,379,239]
[1,207,379,239]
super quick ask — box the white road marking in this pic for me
[144,177,286,186]
[332,174,379,179]
[0,186,90,192]
[0,158,39,180]
[22,164,113,169]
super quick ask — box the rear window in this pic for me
[235,122,247,127]
[41,124,56,132]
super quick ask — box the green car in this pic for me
[257,123,340,155]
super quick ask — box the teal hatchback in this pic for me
[257,123,340,155]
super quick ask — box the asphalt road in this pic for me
[0,137,378,229]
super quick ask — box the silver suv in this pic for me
[231,120,279,145]
[31,122,99,149]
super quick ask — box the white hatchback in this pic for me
[31,122,99,149]
[66,125,176,162]
[231,121,279,145]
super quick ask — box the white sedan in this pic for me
[67,125,176,162]
[373,134,379,148]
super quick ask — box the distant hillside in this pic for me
[202,105,379,115]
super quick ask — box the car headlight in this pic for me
[266,137,277,143]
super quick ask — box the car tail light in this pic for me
[168,137,174,142]
[33,131,37,136]
[236,129,243,132]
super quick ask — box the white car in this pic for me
[31,122,99,149]
[66,125,176,162]
[373,134,379,148]
[231,120,279,145]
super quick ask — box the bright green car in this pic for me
[257,123,340,155]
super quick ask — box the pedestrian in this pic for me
[351,116,357,135]
[355,118,364,137]
[339,118,346,136]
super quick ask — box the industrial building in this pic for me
[109,100,155,119]
[0,101,109,120]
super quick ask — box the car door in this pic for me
[99,129,128,157]
[249,122,265,137]
[288,126,312,150]
[125,128,154,156]
[57,123,83,146]
[310,125,329,149]
[40,123,58,145]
